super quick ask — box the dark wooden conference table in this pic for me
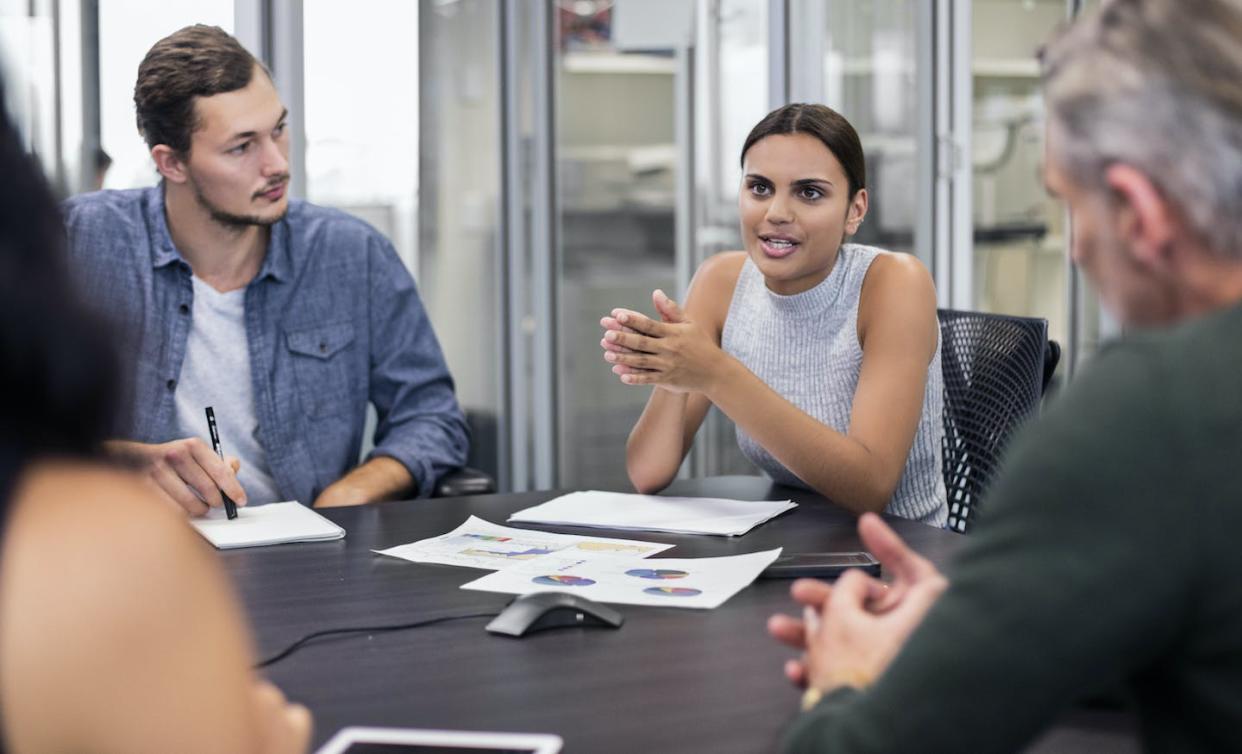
[221,476,1138,753]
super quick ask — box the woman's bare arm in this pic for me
[612,252,745,493]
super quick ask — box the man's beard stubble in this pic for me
[190,173,289,230]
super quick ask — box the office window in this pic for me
[554,0,682,489]
[303,0,418,271]
[969,0,1069,352]
[0,1,56,181]
[418,0,503,483]
[98,0,233,190]
[820,0,923,257]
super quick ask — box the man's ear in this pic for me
[844,188,869,237]
[151,145,189,184]
[1104,163,1175,269]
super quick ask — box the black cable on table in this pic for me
[256,611,501,669]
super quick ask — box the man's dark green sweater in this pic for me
[785,302,1242,753]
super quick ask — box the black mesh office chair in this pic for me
[938,309,1060,533]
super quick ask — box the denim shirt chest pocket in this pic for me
[285,321,358,418]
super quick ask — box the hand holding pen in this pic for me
[104,435,247,517]
[205,406,239,519]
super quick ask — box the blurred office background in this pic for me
[0,0,1110,494]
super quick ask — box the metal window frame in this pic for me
[500,0,557,492]
[914,0,935,273]
[931,0,971,309]
[786,0,822,104]
[234,0,304,199]
[768,0,788,107]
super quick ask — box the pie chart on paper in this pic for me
[532,574,596,587]
[643,586,702,597]
[625,568,689,580]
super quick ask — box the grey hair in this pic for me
[1040,0,1242,259]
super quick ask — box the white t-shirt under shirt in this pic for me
[173,276,283,505]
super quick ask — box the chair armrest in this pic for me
[434,466,497,498]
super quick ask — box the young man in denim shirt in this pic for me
[63,25,468,514]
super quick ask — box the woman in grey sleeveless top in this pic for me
[601,103,947,526]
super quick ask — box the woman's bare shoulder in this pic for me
[858,251,939,347]
[687,251,748,328]
[696,250,748,289]
[863,251,934,291]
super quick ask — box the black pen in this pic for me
[205,406,238,519]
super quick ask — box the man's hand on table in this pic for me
[313,456,416,508]
[767,513,949,696]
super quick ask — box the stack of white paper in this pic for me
[508,491,797,536]
[190,501,345,549]
[461,548,783,609]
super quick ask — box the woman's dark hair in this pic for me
[134,24,265,156]
[739,103,867,198]
[0,81,119,456]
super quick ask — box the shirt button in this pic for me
[319,341,328,354]
[179,303,190,314]
[166,378,176,391]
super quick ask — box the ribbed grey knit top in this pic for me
[721,244,948,526]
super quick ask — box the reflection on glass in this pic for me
[554,0,678,489]
[304,0,418,270]
[970,0,1069,355]
[418,0,503,482]
[98,0,232,190]
[822,0,920,255]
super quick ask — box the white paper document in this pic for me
[508,491,797,536]
[461,548,783,609]
[374,516,674,571]
[190,501,345,549]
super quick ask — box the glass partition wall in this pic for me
[417,0,506,487]
[969,0,1070,381]
[552,1,680,490]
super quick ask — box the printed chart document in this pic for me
[462,548,783,609]
[191,501,344,549]
[508,491,797,536]
[374,515,673,571]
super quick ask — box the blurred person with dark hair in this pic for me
[769,1,1242,751]
[62,25,467,516]
[0,77,310,754]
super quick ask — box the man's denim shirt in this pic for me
[62,186,469,504]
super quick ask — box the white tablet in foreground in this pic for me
[315,727,563,754]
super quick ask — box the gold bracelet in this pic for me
[800,687,824,712]
[801,669,874,712]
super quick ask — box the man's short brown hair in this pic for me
[134,25,267,155]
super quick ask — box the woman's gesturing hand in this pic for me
[599,289,729,395]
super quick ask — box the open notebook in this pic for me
[190,501,345,549]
